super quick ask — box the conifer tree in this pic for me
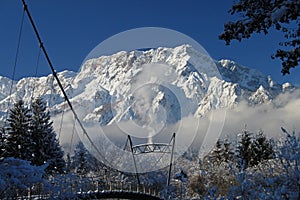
[31,97,65,174]
[71,141,90,176]
[70,141,103,175]
[0,127,5,160]
[65,153,72,173]
[251,130,274,166]
[208,139,235,164]
[5,100,33,161]
[237,128,253,169]
[223,138,234,162]
[210,140,223,165]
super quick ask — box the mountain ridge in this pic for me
[0,45,296,126]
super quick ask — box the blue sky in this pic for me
[0,0,299,85]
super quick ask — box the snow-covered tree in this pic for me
[223,138,234,162]
[274,127,300,198]
[219,0,299,75]
[227,128,299,199]
[189,159,237,197]
[0,127,5,160]
[66,153,72,173]
[251,130,274,166]
[188,139,237,198]
[71,141,93,176]
[210,139,223,165]
[185,128,299,199]
[237,129,274,169]
[5,100,33,161]
[30,97,65,174]
[237,128,254,169]
[48,173,94,199]
[204,139,235,165]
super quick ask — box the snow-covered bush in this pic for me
[227,128,300,199]
[0,157,46,198]
[188,160,238,198]
[47,173,96,199]
[185,128,299,199]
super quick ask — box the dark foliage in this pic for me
[219,0,300,75]
[237,128,274,169]
[237,129,253,169]
[71,141,90,176]
[0,127,6,159]
[2,98,65,174]
[250,130,274,166]
[30,97,65,174]
[5,100,33,161]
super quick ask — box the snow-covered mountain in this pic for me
[0,45,295,126]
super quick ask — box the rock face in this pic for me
[0,45,295,126]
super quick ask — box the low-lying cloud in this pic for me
[220,89,300,139]
[53,89,300,173]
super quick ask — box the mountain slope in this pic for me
[0,45,295,126]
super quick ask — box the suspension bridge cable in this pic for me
[108,136,135,178]
[149,144,170,170]
[127,135,141,185]
[5,7,25,122]
[21,0,106,162]
[149,134,176,172]
[167,133,176,186]
[69,117,76,154]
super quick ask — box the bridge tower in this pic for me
[124,133,176,187]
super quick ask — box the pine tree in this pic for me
[66,153,72,173]
[30,97,65,174]
[250,130,274,166]
[5,100,33,161]
[0,127,5,160]
[237,128,254,169]
[223,138,234,162]
[208,139,235,165]
[71,141,92,176]
[209,140,223,165]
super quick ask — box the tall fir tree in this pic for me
[250,130,274,166]
[222,138,234,162]
[30,97,65,174]
[71,141,94,176]
[206,139,234,165]
[209,139,223,165]
[65,153,72,173]
[237,128,254,169]
[0,127,6,160]
[5,100,33,161]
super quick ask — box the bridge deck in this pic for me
[77,190,163,200]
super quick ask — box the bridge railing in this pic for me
[100,181,161,196]
[9,177,162,199]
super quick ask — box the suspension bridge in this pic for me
[26,180,164,199]
[3,1,179,199]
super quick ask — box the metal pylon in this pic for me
[125,133,176,187]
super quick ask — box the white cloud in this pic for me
[219,89,300,139]
[53,89,300,172]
